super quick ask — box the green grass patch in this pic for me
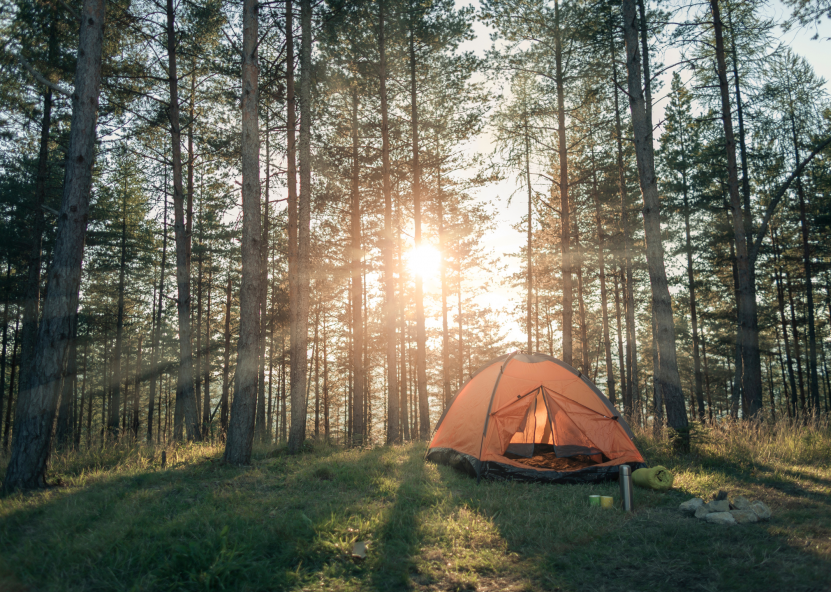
[1,420,830,591]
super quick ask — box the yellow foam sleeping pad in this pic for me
[631,465,674,490]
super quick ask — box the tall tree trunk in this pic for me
[313,304,320,438]
[399,235,410,441]
[772,228,798,417]
[590,145,615,404]
[19,20,58,394]
[789,114,821,411]
[132,338,142,437]
[524,111,533,354]
[613,269,627,409]
[349,87,365,444]
[681,173,705,422]
[166,0,200,441]
[2,0,105,492]
[621,0,688,437]
[554,0,572,365]
[786,269,807,413]
[438,142,451,409]
[285,0,299,447]
[147,179,167,442]
[410,13,430,439]
[609,10,634,412]
[223,0,262,465]
[78,339,88,449]
[0,262,11,433]
[323,315,329,440]
[288,0,312,453]
[709,0,762,417]
[379,0,399,445]
[203,263,211,435]
[195,233,203,425]
[221,273,232,436]
[4,312,21,451]
[55,311,78,449]
[256,191,269,441]
[109,190,128,439]
[726,6,752,248]
[575,218,589,375]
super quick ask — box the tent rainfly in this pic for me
[426,352,646,483]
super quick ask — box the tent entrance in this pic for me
[502,387,604,464]
[504,389,552,458]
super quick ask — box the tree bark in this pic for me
[591,145,615,404]
[378,0,400,445]
[410,13,430,439]
[349,87,365,444]
[166,0,200,441]
[288,0,312,452]
[681,171,705,422]
[4,312,21,451]
[771,229,798,417]
[554,0,572,365]
[524,110,533,354]
[19,19,57,396]
[621,0,688,436]
[0,263,11,433]
[709,0,762,417]
[203,262,211,435]
[256,188,269,441]
[2,0,105,491]
[221,273,231,436]
[609,10,635,413]
[55,310,78,449]
[223,0,262,465]
[575,218,589,375]
[147,175,167,443]
[109,188,128,439]
[789,113,821,411]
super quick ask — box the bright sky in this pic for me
[450,0,831,347]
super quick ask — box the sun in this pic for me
[406,244,441,279]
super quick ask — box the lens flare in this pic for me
[406,244,441,279]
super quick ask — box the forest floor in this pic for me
[0,421,830,592]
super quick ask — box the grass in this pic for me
[0,419,829,591]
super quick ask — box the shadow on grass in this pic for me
[367,446,432,591]
[1,442,830,592]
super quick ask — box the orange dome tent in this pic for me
[426,352,645,483]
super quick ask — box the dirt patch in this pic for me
[506,452,599,472]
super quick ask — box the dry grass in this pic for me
[0,419,829,591]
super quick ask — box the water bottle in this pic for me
[619,465,634,512]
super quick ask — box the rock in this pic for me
[706,499,731,513]
[704,511,737,525]
[694,505,712,519]
[750,501,772,520]
[679,498,705,515]
[730,509,759,524]
[714,490,729,501]
[730,496,752,510]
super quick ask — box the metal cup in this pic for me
[619,465,634,512]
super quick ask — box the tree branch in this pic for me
[13,50,73,97]
[750,133,831,264]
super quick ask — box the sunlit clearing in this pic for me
[407,245,441,279]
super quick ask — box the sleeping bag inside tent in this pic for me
[426,352,645,483]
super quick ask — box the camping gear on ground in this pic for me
[426,352,645,483]
[619,464,634,511]
[632,465,674,490]
[589,495,601,506]
[601,496,614,508]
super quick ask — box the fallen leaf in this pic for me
[352,541,368,561]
